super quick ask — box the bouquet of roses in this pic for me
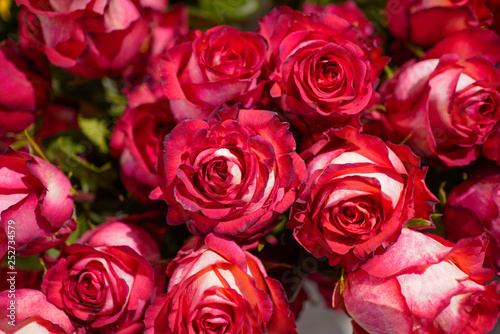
[1,0,500,333]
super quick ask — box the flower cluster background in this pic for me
[1,0,500,333]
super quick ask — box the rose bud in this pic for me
[335,229,500,334]
[159,25,268,121]
[0,289,75,333]
[42,244,155,332]
[0,149,76,258]
[144,233,297,333]
[386,0,493,47]
[373,29,500,167]
[16,0,167,78]
[258,6,389,134]
[288,127,437,272]
[151,108,306,243]
[444,168,500,272]
[111,87,176,206]
[303,1,383,48]
[0,40,51,140]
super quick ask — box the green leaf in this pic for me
[24,129,49,161]
[66,214,92,245]
[198,0,259,22]
[271,214,288,235]
[405,218,434,229]
[339,268,345,294]
[2,254,43,271]
[78,116,110,154]
[102,77,127,117]
[257,242,265,252]
[438,181,447,207]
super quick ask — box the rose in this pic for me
[78,220,161,264]
[335,228,500,334]
[42,243,155,332]
[288,127,437,271]
[444,167,500,272]
[144,233,297,333]
[151,108,306,242]
[374,29,500,167]
[303,1,382,48]
[111,87,176,205]
[0,289,75,333]
[0,149,76,258]
[386,0,493,46]
[159,25,268,121]
[0,40,51,139]
[258,7,388,134]
[16,0,166,78]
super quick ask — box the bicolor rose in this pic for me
[335,229,500,334]
[444,168,500,272]
[386,0,492,46]
[376,29,500,167]
[0,289,75,333]
[288,127,437,271]
[144,233,296,333]
[151,108,306,242]
[159,25,268,121]
[16,0,167,78]
[0,40,51,139]
[258,6,388,134]
[111,87,176,205]
[0,149,76,258]
[42,244,155,332]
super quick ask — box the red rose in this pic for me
[386,0,492,46]
[375,29,500,167]
[16,0,166,78]
[42,244,155,332]
[0,149,76,258]
[111,87,176,205]
[444,168,500,272]
[288,127,437,271]
[144,234,296,333]
[0,40,51,139]
[335,229,500,334]
[151,108,306,242]
[159,25,268,121]
[0,289,75,333]
[258,7,388,134]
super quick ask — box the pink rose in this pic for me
[42,244,155,332]
[144,234,296,333]
[375,29,500,167]
[0,289,75,333]
[386,0,493,46]
[151,108,306,242]
[444,168,500,272]
[111,87,176,205]
[0,40,51,139]
[258,7,388,134]
[159,25,268,121]
[303,1,382,48]
[16,0,167,78]
[335,229,500,334]
[0,149,76,258]
[288,127,437,271]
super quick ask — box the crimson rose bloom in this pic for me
[288,127,437,271]
[386,0,492,46]
[151,108,306,242]
[444,168,500,273]
[258,7,388,134]
[159,26,268,121]
[16,0,167,78]
[375,29,500,167]
[144,233,296,333]
[111,87,176,205]
[0,40,51,139]
[0,149,76,258]
[335,229,500,334]
[42,244,155,332]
